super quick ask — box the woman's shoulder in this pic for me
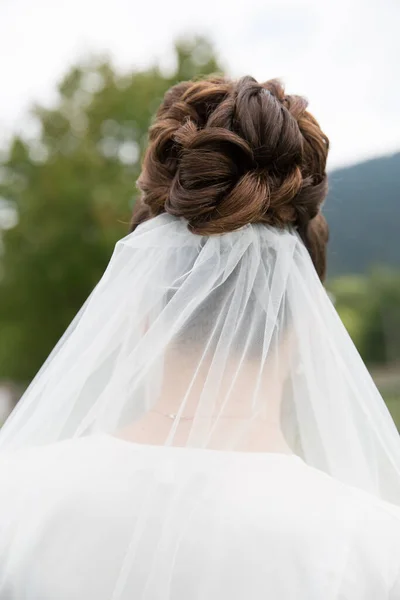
[0,435,122,511]
[2,434,400,531]
[292,457,400,533]
[1,434,400,590]
[302,459,400,522]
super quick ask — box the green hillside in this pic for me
[326,152,400,276]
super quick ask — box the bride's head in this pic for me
[131,75,330,280]
[122,76,331,450]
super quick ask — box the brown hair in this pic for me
[131,76,329,280]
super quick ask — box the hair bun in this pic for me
[135,75,329,236]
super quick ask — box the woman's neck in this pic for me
[116,410,293,454]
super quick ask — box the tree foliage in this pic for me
[0,37,223,381]
[329,268,400,366]
[0,35,398,385]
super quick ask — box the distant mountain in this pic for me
[325,152,400,276]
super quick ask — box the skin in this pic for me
[116,339,294,454]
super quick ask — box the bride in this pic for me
[0,75,400,599]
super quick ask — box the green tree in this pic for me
[365,268,400,365]
[329,268,400,366]
[0,37,223,382]
[328,274,370,353]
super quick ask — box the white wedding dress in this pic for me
[1,434,400,600]
[2,216,400,598]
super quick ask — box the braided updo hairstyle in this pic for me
[131,76,330,280]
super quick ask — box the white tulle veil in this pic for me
[1,213,400,504]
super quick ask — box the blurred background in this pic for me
[0,0,399,425]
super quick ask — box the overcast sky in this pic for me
[0,0,398,169]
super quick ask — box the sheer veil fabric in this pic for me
[1,214,400,598]
[1,214,400,498]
